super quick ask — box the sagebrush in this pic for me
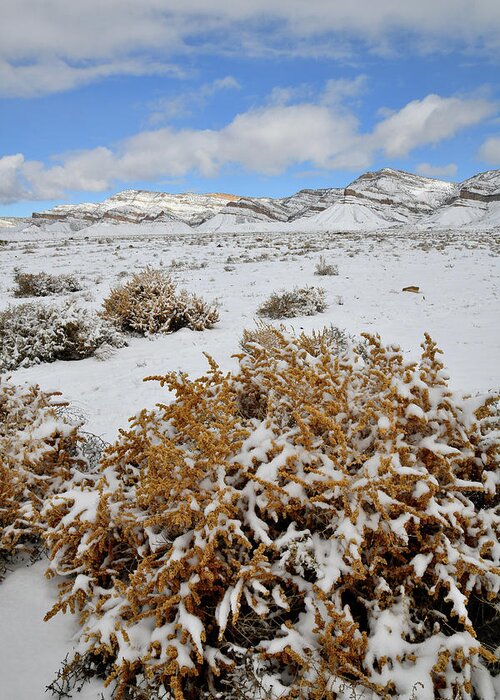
[101,268,219,335]
[314,256,338,276]
[43,329,499,699]
[0,300,126,371]
[13,270,82,297]
[257,286,327,319]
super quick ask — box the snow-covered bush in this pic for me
[314,256,338,276]
[0,380,85,566]
[241,322,369,361]
[0,300,126,371]
[13,270,82,297]
[101,268,219,335]
[43,330,499,699]
[257,286,327,319]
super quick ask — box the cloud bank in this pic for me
[0,90,495,203]
[1,1,500,97]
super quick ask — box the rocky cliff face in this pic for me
[29,168,500,232]
[459,170,500,202]
[33,190,240,227]
[344,168,458,215]
[276,188,344,220]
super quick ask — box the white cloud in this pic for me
[150,76,240,124]
[23,148,117,196]
[0,59,182,98]
[1,1,500,96]
[478,135,500,164]
[415,163,458,178]
[0,90,495,204]
[0,154,29,203]
[371,94,495,157]
[321,76,367,106]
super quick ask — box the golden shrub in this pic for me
[44,330,499,699]
[241,322,368,360]
[101,268,219,335]
[0,380,84,562]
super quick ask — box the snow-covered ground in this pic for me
[0,222,499,698]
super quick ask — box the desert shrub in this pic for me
[0,300,126,371]
[314,256,338,276]
[241,322,369,362]
[0,380,85,569]
[101,268,219,335]
[43,330,499,699]
[13,270,83,297]
[257,286,327,319]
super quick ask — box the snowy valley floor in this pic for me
[0,224,499,699]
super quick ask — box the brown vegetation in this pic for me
[43,329,499,699]
[101,268,219,335]
[0,380,84,568]
[13,270,82,297]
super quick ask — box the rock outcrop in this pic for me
[459,170,500,203]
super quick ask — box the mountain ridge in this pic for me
[7,167,500,232]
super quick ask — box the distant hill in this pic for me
[27,168,500,232]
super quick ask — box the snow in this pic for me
[410,552,433,578]
[0,216,498,698]
[0,218,17,228]
[0,226,497,440]
[197,213,287,233]
[0,559,110,700]
[178,583,206,659]
[346,167,459,213]
[418,199,500,229]
[291,196,405,231]
[35,189,241,226]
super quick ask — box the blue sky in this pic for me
[1,1,500,216]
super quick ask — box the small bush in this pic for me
[101,268,219,335]
[13,270,83,297]
[314,256,338,276]
[43,330,499,699]
[0,301,126,371]
[0,380,84,568]
[241,322,368,361]
[257,286,327,319]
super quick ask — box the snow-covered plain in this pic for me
[0,220,499,699]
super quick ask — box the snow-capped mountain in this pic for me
[290,168,496,232]
[33,190,240,227]
[290,195,407,232]
[415,170,500,230]
[459,170,500,202]
[27,168,500,232]
[344,168,458,214]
